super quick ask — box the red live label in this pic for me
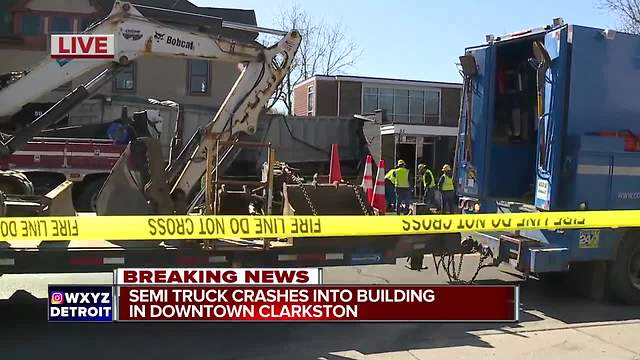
[51,35,114,59]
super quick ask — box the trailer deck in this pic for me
[0,230,460,274]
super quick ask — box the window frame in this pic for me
[377,87,394,120]
[50,15,72,34]
[361,84,442,124]
[19,12,95,36]
[409,89,425,124]
[423,89,441,125]
[393,88,410,123]
[112,63,137,92]
[21,14,42,36]
[307,85,315,115]
[362,86,379,114]
[187,59,211,96]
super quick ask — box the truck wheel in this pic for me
[0,170,34,195]
[27,173,65,195]
[76,177,106,212]
[607,232,640,305]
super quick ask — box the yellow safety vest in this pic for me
[422,169,435,189]
[441,175,454,191]
[385,167,410,188]
[385,169,395,182]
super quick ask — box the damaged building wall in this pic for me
[230,114,370,179]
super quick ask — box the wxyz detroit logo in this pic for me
[618,192,640,200]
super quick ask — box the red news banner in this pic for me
[116,285,518,322]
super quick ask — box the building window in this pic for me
[378,88,394,115]
[80,18,93,32]
[51,16,71,33]
[113,63,135,91]
[188,59,210,95]
[363,87,378,113]
[424,90,440,124]
[307,85,314,115]
[21,15,42,35]
[393,89,409,123]
[362,86,440,124]
[409,90,424,124]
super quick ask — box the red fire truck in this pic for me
[0,137,126,211]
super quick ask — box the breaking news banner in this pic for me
[48,268,519,323]
[114,268,322,285]
[116,285,518,322]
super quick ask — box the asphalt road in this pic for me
[1,256,639,360]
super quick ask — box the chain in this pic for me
[281,163,367,217]
[351,184,371,215]
[434,250,491,284]
[434,254,456,282]
[448,255,462,281]
[457,253,464,279]
[284,168,317,216]
[468,251,491,284]
[298,180,317,216]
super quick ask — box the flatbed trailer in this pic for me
[0,230,459,273]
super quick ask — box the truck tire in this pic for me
[27,173,65,195]
[76,177,107,212]
[0,170,34,195]
[607,232,640,305]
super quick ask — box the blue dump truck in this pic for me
[455,19,640,304]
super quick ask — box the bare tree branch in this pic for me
[268,4,361,115]
[600,0,640,33]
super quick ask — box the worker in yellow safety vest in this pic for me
[437,164,456,214]
[418,163,436,205]
[385,159,412,212]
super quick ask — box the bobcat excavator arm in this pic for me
[53,1,302,215]
[0,1,299,221]
[0,1,299,121]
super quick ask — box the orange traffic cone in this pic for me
[361,154,374,203]
[328,144,342,184]
[371,159,386,214]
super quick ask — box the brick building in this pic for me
[293,75,462,188]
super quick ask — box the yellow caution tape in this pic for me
[0,211,638,242]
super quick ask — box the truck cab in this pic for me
[455,20,640,304]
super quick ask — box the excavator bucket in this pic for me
[0,180,76,218]
[44,180,77,216]
[282,183,373,215]
[96,137,167,247]
[35,180,77,249]
[95,139,156,216]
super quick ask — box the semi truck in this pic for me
[455,19,640,304]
